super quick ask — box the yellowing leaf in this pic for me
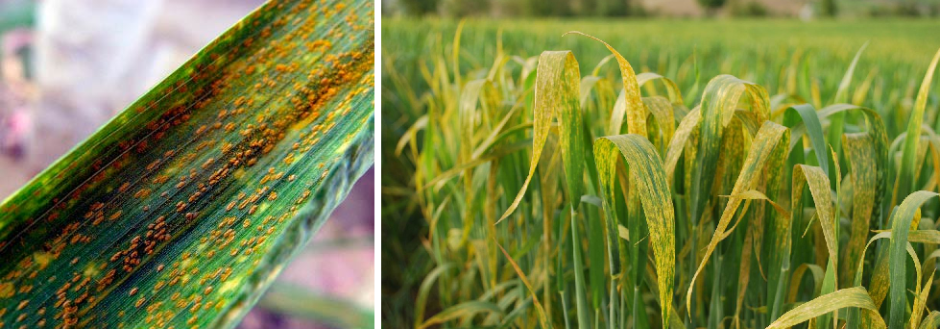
[767,287,885,329]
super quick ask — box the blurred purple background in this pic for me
[0,0,375,328]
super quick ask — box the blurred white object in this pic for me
[32,0,164,167]
[799,3,814,21]
[29,0,261,168]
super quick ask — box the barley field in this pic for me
[381,19,940,328]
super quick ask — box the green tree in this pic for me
[731,1,768,16]
[820,0,838,17]
[441,0,489,17]
[400,0,439,16]
[596,0,632,16]
[697,0,726,16]
[528,0,574,16]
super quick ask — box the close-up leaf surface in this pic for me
[0,0,374,327]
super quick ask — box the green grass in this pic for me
[382,18,940,328]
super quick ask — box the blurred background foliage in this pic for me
[382,0,940,18]
[0,0,374,328]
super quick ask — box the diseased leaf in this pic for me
[567,31,648,137]
[664,107,701,182]
[0,1,374,327]
[595,134,676,329]
[896,48,940,206]
[841,133,877,285]
[498,50,584,222]
[496,240,550,329]
[418,301,503,329]
[687,121,788,313]
[920,311,940,329]
[767,287,885,329]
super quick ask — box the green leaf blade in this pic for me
[888,191,939,329]
[896,48,940,206]
[0,0,375,327]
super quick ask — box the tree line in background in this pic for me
[385,0,939,18]
[397,0,639,18]
[385,0,802,17]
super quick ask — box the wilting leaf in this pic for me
[595,134,676,329]
[920,311,940,329]
[417,301,503,329]
[896,48,940,205]
[498,50,584,222]
[415,263,455,328]
[566,31,647,137]
[687,121,788,313]
[495,240,550,329]
[767,287,885,329]
[0,0,374,327]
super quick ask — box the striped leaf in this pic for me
[0,0,374,327]
[767,287,886,329]
[595,134,675,329]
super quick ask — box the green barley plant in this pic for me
[0,0,374,327]
[382,20,940,329]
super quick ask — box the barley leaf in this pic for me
[688,74,769,272]
[896,48,940,206]
[889,191,939,329]
[687,121,787,314]
[767,287,885,329]
[920,311,940,329]
[781,104,828,176]
[841,133,877,285]
[818,104,889,227]
[0,0,374,327]
[566,31,647,137]
[498,50,584,223]
[826,42,868,159]
[417,301,503,329]
[594,134,675,329]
